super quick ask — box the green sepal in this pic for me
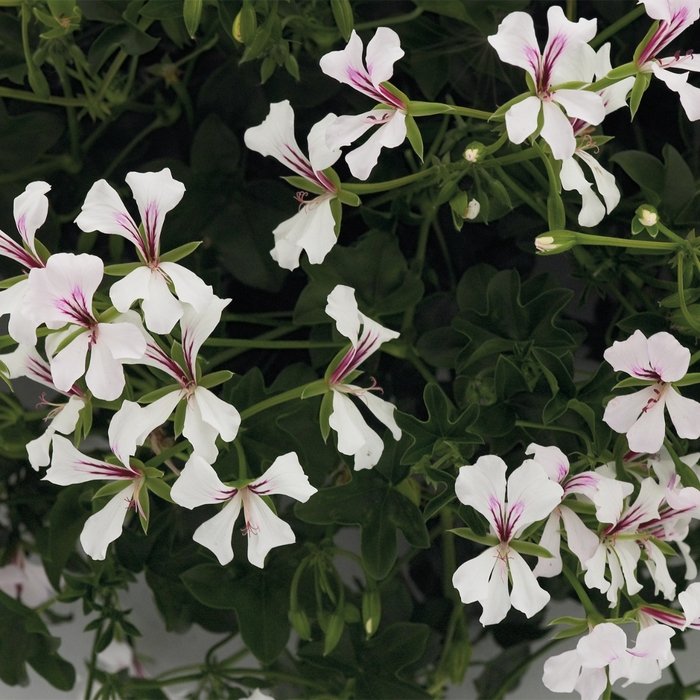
[329,0,353,41]
[633,21,660,63]
[380,81,409,107]
[51,326,86,356]
[301,378,330,399]
[183,0,203,38]
[143,467,164,479]
[408,101,452,117]
[198,370,233,388]
[548,615,588,627]
[405,114,423,162]
[78,398,92,440]
[612,377,653,390]
[281,176,326,195]
[322,167,342,191]
[0,274,27,289]
[138,384,181,404]
[336,189,361,207]
[0,360,10,389]
[92,480,132,500]
[629,71,652,119]
[137,484,150,534]
[103,262,143,276]
[34,238,52,264]
[146,477,173,503]
[550,619,590,640]
[160,240,202,263]
[330,197,342,237]
[673,373,700,387]
[324,345,351,382]
[509,540,553,559]
[361,577,381,639]
[319,390,333,442]
[322,611,345,656]
[449,528,499,547]
[173,399,187,437]
[525,72,536,94]
[606,62,638,81]
[171,341,188,374]
[648,536,677,558]
[289,607,312,640]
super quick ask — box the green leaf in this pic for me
[198,370,233,389]
[183,0,202,38]
[159,240,202,263]
[449,528,498,547]
[92,480,132,500]
[395,383,480,465]
[611,150,664,205]
[103,262,143,276]
[629,71,652,119]
[662,144,696,217]
[508,540,553,558]
[405,114,423,162]
[146,477,173,503]
[330,0,353,40]
[139,384,181,404]
[180,564,238,610]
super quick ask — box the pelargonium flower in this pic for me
[244,101,342,270]
[44,436,147,560]
[108,296,240,464]
[561,44,634,226]
[488,5,606,160]
[22,253,146,401]
[543,622,675,700]
[0,181,51,345]
[637,0,700,121]
[320,27,407,180]
[324,284,400,470]
[1,344,86,469]
[0,548,54,608]
[170,452,316,567]
[75,168,213,335]
[452,455,563,626]
[603,330,700,453]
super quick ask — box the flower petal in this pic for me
[665,386,700,440]
[192,497,242,565]
[560,156,606,227]
[345,110,406,181]
[509,549,550,618]
[80,483,136,560]
[170,454,235,509]
[455,455,507,532]
[487,11,540,79]
[540,100,577,160]
[249,452,317,502]
[504,96,541,145]
[506,460,564,535]
[13,181,50,258]
[329,390,384,470]
[242,490,296,567]
[452,546,496,605]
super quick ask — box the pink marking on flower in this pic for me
[329,328,381,386]
[639,606,692,629]
[249,479,270,496]
[144,341,189,385]
[638,6,692,65]
[114,212,143,255]
[0,234,42,269]
[280,146,337,194]
[540,33,567,92]
[346,68,405,109]
[143,202,160,261]
[54,287,96,328]
[76,458,139,480]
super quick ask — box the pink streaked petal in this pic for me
[364,27,404,86]
[624,391,668,454]
[170,454,236,509]
[45,435,138,485]
[75,180,143,254]
[0,230,39,268]
[487,11,540,79]
[525,442,569,482]
[345,110,406,181]
[180,296,230,378]
[244,101,320,184]
[613,477,664,532]
[125,169,185,261]
[192,496,242,565]
[506,460,563,536]
[80,482,137,560]
[508,549,550,618]
[455,456,507,534]
[13,181,50,258]
[242,490,296,568]
[504,96,541,146]
[639,0,700,62]
[542,6,597,85]
[603,384,659,432]
[540,99,577,160]
[647,331,690,381]
[249,452,316,502]
[665,387,700,439]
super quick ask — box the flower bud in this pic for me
[639,207,658,227]
[534,231,577,254]
[464,198,480,220]
[632,204,660,236]
[463,141,483,162]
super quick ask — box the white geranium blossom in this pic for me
[244,101,342,270]
[170,452,316,567]
[325,284,400,470]
[603,330,700,453]
[452,455,563,625]
[320,28,407,180]
[75,169,213,335]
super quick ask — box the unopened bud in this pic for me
[232,11,243,42]
[534,230,577,254]
[464,198,480,220]
[463,148,479,162]
[632,204,660,236]
[639,208,658,227]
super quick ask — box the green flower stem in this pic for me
[515,420,591,447]
[562,563,603,622]
[677,253,700,333]
[234,439,247,481]
[479,147,541,169]
[572,230,679,251]
[657,222,688,245]
[445,105,493,120]
[239,379,327,421]
[355,6,424,30]
[590,6,646,49]
[402,205,435,334]
[0,84,84,107]
[441,509,458,600]
[53,56,81,163]
[494,166,548,221]
[342,167,439,194]
[206,325,304,368]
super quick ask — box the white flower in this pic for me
[451,455,563,625]
[603,330,700,453]
[22,253,146,401]
[320,28,407,180]
[244,101,342,270]
[324,285,400,470]
[0,548,54,608]
[638,0,700,120]
[75,169,213,335]
[543,623,675,699]
[488,6,606,160]
[170,453,316,567]
[108,296,239,464]
[44,436,146,560]
[96,640,144,677]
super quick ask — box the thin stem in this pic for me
[234,439,247,481]
[342,166,439,194]
[102,114,164,180]
[239,379,327,421]
[494,166,548,221]
[562,563,603,622]
[203,338,342,349]
[446,104,493,120]
[0,85,84,107]
[354,6,424,31]
[401,207,434,334]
